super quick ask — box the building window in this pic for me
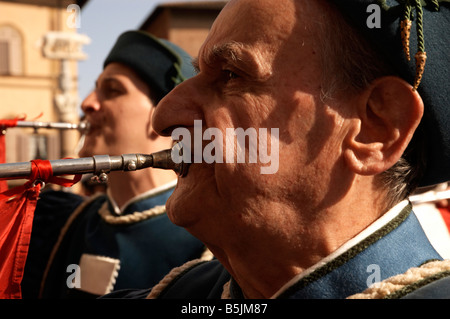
[0,25,23,75]
[0,41,10,74]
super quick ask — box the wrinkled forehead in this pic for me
[199,0,325,67]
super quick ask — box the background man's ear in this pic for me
[344,76,424,176]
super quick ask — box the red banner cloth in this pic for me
[0,134,7,193]
[0,183,40,299]
[0,159,81,299]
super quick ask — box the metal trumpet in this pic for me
[11,120,90,133]
[0,149,189,181]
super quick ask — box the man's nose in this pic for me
[152,77,204,137]
[80,91,100,114]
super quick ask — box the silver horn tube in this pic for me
[0,149,188,180]
[7,120,90,133]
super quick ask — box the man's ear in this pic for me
[343,76,424,176]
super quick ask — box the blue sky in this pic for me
[77,0,161,105]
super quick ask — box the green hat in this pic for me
[103,30,195,102]
[333,0,450,186]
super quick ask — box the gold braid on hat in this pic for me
[378,0,442,90]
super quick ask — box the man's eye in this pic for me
[102,86,122,98]
[223,69,239,82]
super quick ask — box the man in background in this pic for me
[23,31,209,298]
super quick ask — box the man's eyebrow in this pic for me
[208,42,244,64]
[96,76,122,87]
[195,42,272,79]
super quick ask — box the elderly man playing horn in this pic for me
[106,0,450,299]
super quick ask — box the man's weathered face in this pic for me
[153,0,350,245]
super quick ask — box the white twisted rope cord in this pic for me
[347,259,450,299]
[148,259,450,299]
[146,249,214,299]
[98,201,166,225]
